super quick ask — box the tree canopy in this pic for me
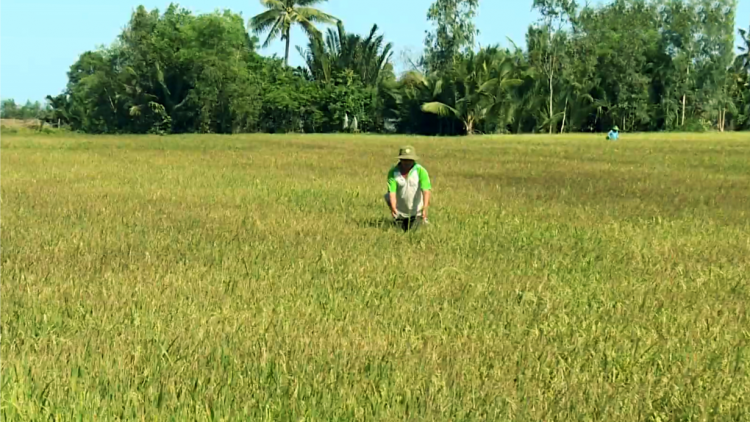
[16,0,750,135]
[1,99,45,120]
[250,0,339,66]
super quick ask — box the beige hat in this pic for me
[397,145,419,161]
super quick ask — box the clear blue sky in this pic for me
[1,0,748,104]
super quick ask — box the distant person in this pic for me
[384,146,432,231]
[607,125,620,141]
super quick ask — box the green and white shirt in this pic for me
[387,164,432,218]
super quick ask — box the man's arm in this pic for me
[389,192,398,217]
[422,189,431,220]
[417,165,432,220]
[387,169,398,218]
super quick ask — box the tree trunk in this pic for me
[681,94,686,126]
[549,74,554,135]
[465,118,474,136]
[517,116,522,134]
[560,97,568,134]
[548,30,555,135]
[681,65,689,126]
[284,34,291,66]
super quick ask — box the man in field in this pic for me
[607,125,620,141]
[384,146,432,231]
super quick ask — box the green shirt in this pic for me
[387,164,432,218]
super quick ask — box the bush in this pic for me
[678,118,713,133]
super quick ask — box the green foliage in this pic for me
[34,0,749,135]
[294,21,396,132]
[44,5,266,134]
[298,21,394,87]
[423,0,479,74]
[38,3,394,135]
[250,0,338,66]
[419,48,523,134]
[1,99,46,120]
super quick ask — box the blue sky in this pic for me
[1,0,748,103]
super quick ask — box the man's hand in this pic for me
[421,189,431,223]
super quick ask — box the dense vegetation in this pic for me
[0,99,47,121]
[8,0,750,134]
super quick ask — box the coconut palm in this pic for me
[297,21,394,86]
[250,0,338,66]
[421,49,522,135]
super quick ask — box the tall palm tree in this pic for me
[297,21,394,86]
[250,0,338,66]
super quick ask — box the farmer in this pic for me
[384,145,432,231]
[606,125,620,141]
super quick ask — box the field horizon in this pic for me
[2,132,749,420]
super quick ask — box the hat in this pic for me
[397,145,419,161]
[612,125,620,131]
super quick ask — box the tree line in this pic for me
[11,0,750,135]
[1,99,47,121]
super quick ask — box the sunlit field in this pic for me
[2,132,749,420]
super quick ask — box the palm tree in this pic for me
[297,21,394,86]
[421,49,522,135]
[736,27,750,73]
[250,0,338,66]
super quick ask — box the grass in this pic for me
[1,119,68,136]
[1,131,749,421]
[0,119,41,128]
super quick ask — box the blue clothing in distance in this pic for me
[607,130,619,141]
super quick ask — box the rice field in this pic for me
[2,132,749,420]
